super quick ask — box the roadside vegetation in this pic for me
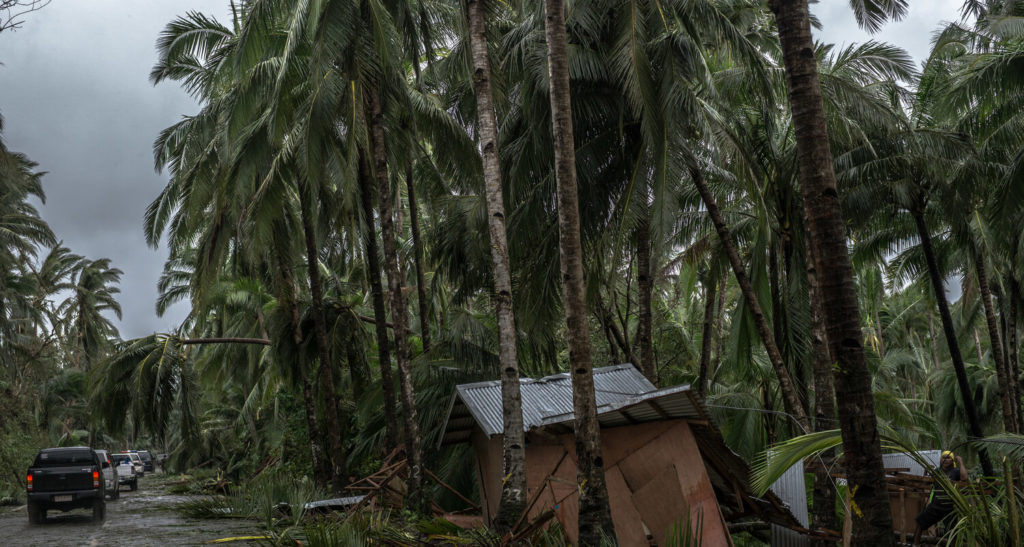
[6,0,1024,543]
[0,117,126,503]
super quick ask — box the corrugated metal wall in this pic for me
[770,459,809,546]
[765,450,943,546]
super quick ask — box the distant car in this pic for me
[26,447,105,524]
[110,453,139,491]
[134,450,155,473]
[93,449,120,500]
[124,452,145,477]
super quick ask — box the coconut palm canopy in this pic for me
[4,0,1024,544]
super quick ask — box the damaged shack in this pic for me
[439,364,802,546]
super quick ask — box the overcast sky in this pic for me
[0,1,964,340]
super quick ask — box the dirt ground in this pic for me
[0,473,265,546]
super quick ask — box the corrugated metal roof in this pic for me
[439,364,805,532]
[440,364,711,446]
[883,450,941,476]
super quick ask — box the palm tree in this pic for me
[0,119,56,360]
[767,0,908,542]
[147,8,342,483]
[540,0,616,540]
[58,258,122,370]
[464,0,527,531]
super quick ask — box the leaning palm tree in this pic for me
[147,7,340,483]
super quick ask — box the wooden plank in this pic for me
[513,450,568,533]
[425,468,481,512]
[630,463,731,546]
[600,421,673,470]
[647,399,671,420]
[604,466,648,547]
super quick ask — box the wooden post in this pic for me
[843,486,852,546]
[898,488,906,543]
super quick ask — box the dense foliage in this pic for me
[6,0,1024,543]
[0,116,125,500]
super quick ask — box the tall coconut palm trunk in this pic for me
[1010,277,1023,432]
[358,155,400,451]
[298,184,345,489]
[277,250,330,483]
[976,251,1017,432]
[540,0,616,541]
[687,165,811,432]
[636,208,655,383]
[368,90,426,511]
[913,209,994,475]
[697,274,716,398]
[769,1,894,542]
[466,0,527,531]
[405,159,432,353]
[805,230,837,542]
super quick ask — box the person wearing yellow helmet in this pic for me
[912,450,967,545]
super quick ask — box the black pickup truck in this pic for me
[26,447,106,524]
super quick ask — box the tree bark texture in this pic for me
[466,0,528,531]
[346,336,372,402]
[976,251,1017,432]
[358,154,400,451]
[1010,277,1023,432]
[299,185,345,490]
[770,1,894,542]
[688,165,811,433]
[600,299,636,365]
[913,210,994,476]
[713,269,728,376]
[406,158,432,353]
[697,275,716,398]
[541,0,616,541]
[277,254,329,483]
[805,229,837,543]
[368,90,426,511]
[636,207,656,383]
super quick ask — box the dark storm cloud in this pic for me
[0,1,227,339]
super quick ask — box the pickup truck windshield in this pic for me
[33,449,95,467]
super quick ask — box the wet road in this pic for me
[0,474,263,545]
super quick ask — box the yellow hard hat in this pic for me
[942,450,955,459]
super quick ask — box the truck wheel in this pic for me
[92,499,105,521]
[130,478,137,491]
[27,503,44,525]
